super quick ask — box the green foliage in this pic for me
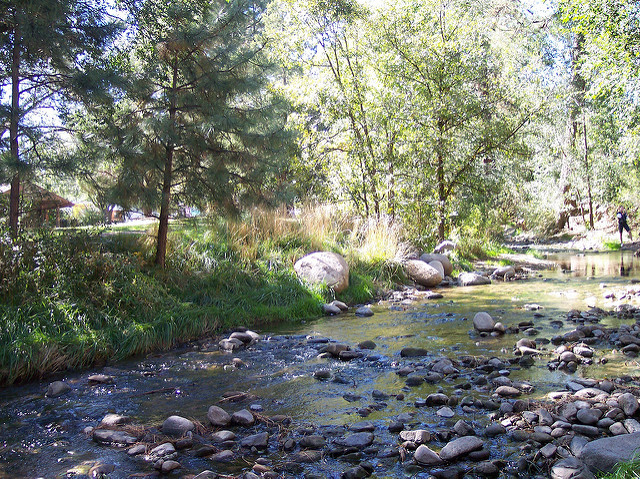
[598,457,640,479]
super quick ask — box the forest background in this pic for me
[0,0,638,384]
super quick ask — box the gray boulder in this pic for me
[335,432,374,448]
[420,253,453,276]
[294,252,349,293]
[240,432,269,448]
[45,381,71,398]
[93,429,138,446]
[428,260,445,278]
[473,312,495,332]
[458,272,491,286]
[207,406,231,427]
[439,436,484,461]
[162,415,195,437]
[551,457,595,479]
[579,433,640,474]
[231,409,255,427]
[405,259,443,287]
[414,444,443,465]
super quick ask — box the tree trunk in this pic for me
[155,60,179,268]
[436,150,446,242]
[9,20,20,236]
[583,120,594,229]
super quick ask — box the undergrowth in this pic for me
[0,207,410,385]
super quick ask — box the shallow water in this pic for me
[2,250,640,478]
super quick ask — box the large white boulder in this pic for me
[405,259,443,287]
[294,252,349,293]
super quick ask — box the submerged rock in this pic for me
[45,381,71,398]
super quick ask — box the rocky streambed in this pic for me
[4,251,640,479]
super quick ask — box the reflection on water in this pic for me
[2,251,640,478]
[549,250,640,278]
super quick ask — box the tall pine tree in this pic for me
[0,0,121,234]
[96,0,293,267]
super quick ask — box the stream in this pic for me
[2,250,640,479]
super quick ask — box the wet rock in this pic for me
[229,331,254,344]
[539,444,558,459]
[350,421,375,432]
[437,406,455,418]
[474,461,499,475]
[88,374,114,385]
[579,433,640,474]
[93,429,138,446]
[332,300,349,311]
[300,435,326,449]
[400,347,429,357]
[400,430,431,444]
[484,423,506,437]
[341,465,371,479]
[150,442,176,457]
[358,340,376,350]
[208,406,232,427]
[219,338,244,351]
[414,444,443,466]
[355,307,374,317]
[160,460,181,473]
[45,381,71,398]
[339,350,363,360]
[162,415,194,437]
[439,436,484,461]
[211,450,235,462]
[193,471,218,479]
[495,386,521,397]
[551,457,595,479]
[426,393,450,406]
[127,444,146,456]
[211,430,236,443]
[289,450,323,463]
[431,358,458,375]
[100,414,130,427]
[88,463,116,477]
[336,432,375,448]
[241,432,269,448]
[453,420,474,437]
[326,343,351,357]
[323,303,342,315]
[314,369,332,380]
[231,409,255,427]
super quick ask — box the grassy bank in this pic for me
[0,207,410,385]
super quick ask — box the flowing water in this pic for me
[2,250,640,479]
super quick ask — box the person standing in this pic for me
[617,206,632,245]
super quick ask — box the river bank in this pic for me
[4,249,640,478]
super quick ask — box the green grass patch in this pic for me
[599,457,640,478]
[603,240,622,251]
